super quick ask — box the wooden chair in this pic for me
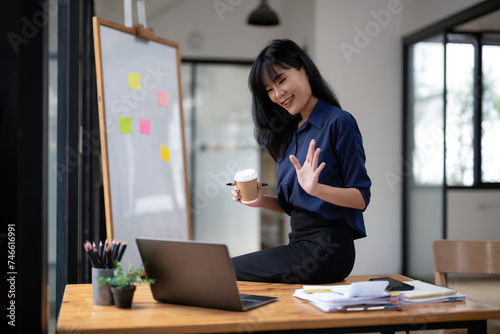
[433,240,500,334]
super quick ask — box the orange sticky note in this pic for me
[160,144,170,163]
[128,73,141,90]
[157,91,169,107]
[140,118,151,135]
[119,117,132,134]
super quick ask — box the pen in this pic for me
[112,240,120,260]
[93,243,103,268]
[105,244,113,268]
[226,183,268,187]
[117,241,128,262]
[84,242,97,268]
[86,241,102,268]
[99,240,104,264]
[83,239,128,268]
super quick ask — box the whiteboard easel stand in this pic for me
[124,0,148,28]
[124,0,153,39]
[92,17,193,246]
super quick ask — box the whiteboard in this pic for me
[93,17,192,266]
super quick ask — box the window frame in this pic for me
[402,0,500,278]
[445,32,500,189]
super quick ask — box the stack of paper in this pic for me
[399,280,466,304]
[293,280,467,312]
[293,281,401,312]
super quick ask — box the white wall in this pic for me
[282,0,315,57]
[448,190,500,241]
[149,0,286,59]
[314,0,404,275]
[122,0,491,275]
[400,0,483,35]
[312,0,485,275]
[149,0,316,59]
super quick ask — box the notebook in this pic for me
[136,238,278,311]
[401,280,457,300]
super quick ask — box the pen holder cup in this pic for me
[92,267,114,305]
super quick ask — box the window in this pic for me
[411,38,445,186]
[403,2,500,282]
[445,35,475,186]
[446,33,500,186]
[410,33,500,187]
[481,39,500,183]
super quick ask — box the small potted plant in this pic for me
[99,261,155,308]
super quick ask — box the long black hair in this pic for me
[248,39,341,162]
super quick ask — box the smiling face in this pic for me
[263,65,318,121]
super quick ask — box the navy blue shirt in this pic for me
[277,99,371,239]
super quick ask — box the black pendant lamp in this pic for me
[247,0,280,26]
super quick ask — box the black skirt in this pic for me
[231,208,355,284]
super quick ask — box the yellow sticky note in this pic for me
[128,72,141,90]
[119,117,132,134]
[160,144,170,163]
[304,289,332,293]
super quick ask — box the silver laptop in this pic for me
[136,238,278,311]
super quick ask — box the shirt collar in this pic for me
[298,99,328,131]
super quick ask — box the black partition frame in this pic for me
[56,0,103,318]
[402,0,500,277]
[1,1,49,333]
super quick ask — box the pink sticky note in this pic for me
[157,91,169,107]
[140,118,151,135]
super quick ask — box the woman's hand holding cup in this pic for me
[232,169,263,207]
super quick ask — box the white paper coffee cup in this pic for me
[234,169,258,204]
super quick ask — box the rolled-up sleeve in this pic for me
[333,112,371,210]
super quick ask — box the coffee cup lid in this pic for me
[234,169,258,182]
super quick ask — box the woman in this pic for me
[231,39,371,284]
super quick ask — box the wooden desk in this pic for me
[57,275,500,333]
